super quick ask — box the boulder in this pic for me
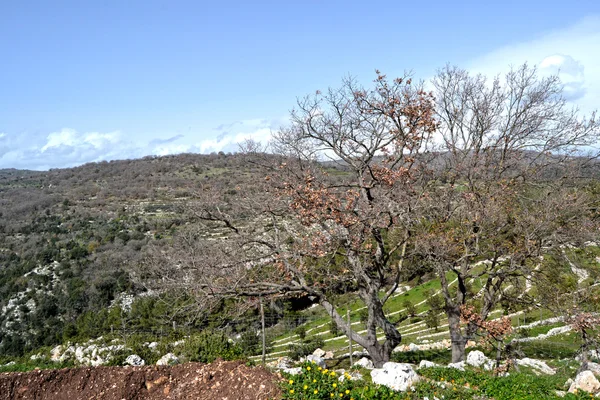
[447,361,465,371]
[306,355,326,368]
[125,354,145,366]
[355,357,374,369]
[156,353,179,366]
[418,360,438,369]
[323,351,335,360]
[312,348,326,358]
[408,343,419,352]
[516,358,555,375]
[466,351,489,368]
[569,370,600,394]
[371,362,420,392]
[466,351,495,370]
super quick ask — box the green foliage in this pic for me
[288,337,325,361]
[237,329,271,357]
[282,363,397,400]
[180,330,244,363]
[329,320,339,336]
[402,299,416,317]
[391,349,451,365]
[418,366,593,400]
[294,325,307,340]
[424,310,440,331]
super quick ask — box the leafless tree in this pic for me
[416,64,600,362]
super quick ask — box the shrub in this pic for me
[403,299,417,317]
[294,325,307,340]
[329,320,339,336]
[288,337,324,361]
[181,330,244,363]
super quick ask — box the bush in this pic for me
[403,299,416,317]
[328,320,339,336]
[294,325,307,340]
[175,330,244,363]
[288,337,324,361]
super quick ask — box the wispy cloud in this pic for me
[0,117,286,170]
[466,15,600,114]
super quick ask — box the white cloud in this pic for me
[41,128,121,152]
[0,117,285,170]
[466,15,600,114]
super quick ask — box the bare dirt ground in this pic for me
[0,360,282,400]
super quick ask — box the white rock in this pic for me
[312,348,326,358]
[323,351,335,360]
[90,357,105,367]
[156,353,179,366]
[408,343,419,352]
[355,357,374,369]
[371,362,420,392]
[516,358,555,375]
[569,370,600,394]
[306,355,326,368]
[418,360,438,369]
[466,350,489,368]
[447,361,465,371]
[50,345,63,362]
[282,367,302,375]
[125,354,145,366]
[75,346,85,361]
[587,362,600,377]
[148,342,158,350]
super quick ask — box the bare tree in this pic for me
[416,64,600,362]
[136,72,437,366]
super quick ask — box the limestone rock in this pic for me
[587,362,600,376]
[516,358,555,375]
[466,351,488,368]
[447,361,465,371]
[156,353,179,366]
[125,354,145,366]
[306,355,326,368]
[418,360,438,369]
[569,370,600,394]
[282,367,302,375]
[355,357,374,369]
[371,362,420,392]
[312,348,326,358]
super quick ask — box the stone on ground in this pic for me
[125,354,145,366]
[371,362,420,392]
[355,357,374,369]
[568,370,600,394]
[156,353,179,366]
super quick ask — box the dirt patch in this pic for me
[0,360,282,400]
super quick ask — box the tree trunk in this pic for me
[448,308,466,363]
[365,343,391,368]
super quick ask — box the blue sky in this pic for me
[1,0,599,170]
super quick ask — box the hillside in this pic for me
[0,152,281,356]
[0,152,599,376]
